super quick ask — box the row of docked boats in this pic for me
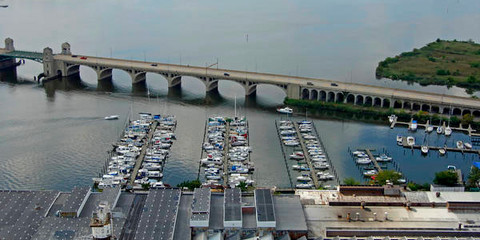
[134,115,177,188]
[389,115,453,136]
[94,113,155,189]
[351,150,392,177]
[227,117,255,187]
[200,117,228,187]
[278,120,300,147]
[397,135,473,155]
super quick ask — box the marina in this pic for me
[275,119,338,189]
[93,113,177,190]
[390,115,478,136]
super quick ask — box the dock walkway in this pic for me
[311,121,339,185]
[223,121,230,184]
[129,121,158,185]
[293,122,320,189]
[274,120,294,188]
[365,149,382,173]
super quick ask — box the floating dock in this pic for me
[401,142,480,154]
[365,149,382,173]
[391,118,478,136]
[274,120,294,188]
[129,121,159,185]
[293,122,320,189]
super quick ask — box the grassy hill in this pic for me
[376,39,480,91]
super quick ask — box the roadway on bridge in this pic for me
[2,47,480,109]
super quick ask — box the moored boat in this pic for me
[409,120,418,131]
[277,107,293,114]
[421,145,429,154]
[406,136,415,146]
[456,141,464,149]
[436,126,444,134]
[438,148,446,155]
[465,142,473,149]
[104,115,119,120]
[444,126,452,136]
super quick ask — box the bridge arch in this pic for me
[79,65,100,85]
[473,110,480,117]
[393,100,402,109]
[452,108,462,116]
[310,89,318,100]
[302,88,309,100]
[421,104,430,112]
[355,95,364,105]
[412,103,421,111]
[365,96,373,106]
[346,94,355,104]
[327,92,335,102]
[217,79,250,98]
[319,91,327,101]
[442,107,451,115]
[373,97,382,107]
[462,109,472,116]
[382,99,390,108]
[336,92,344,103]
[431,106,440,114]
[403,102,411,110]
[254,83,287,104]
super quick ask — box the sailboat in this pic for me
[444,125,452,136]
[277,107,293,114]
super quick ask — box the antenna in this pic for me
[234,95,237,118]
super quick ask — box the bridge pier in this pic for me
[162,73,182,88]
[204,77,218,92]
[245,82,257,96]
[128,70,146,85]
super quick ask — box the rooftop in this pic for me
[255,189,275,223]
[224,188,242,222]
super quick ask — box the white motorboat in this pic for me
[465,142,473,149]
[406,136,415,146]
[280,130,296,135]
[409,120,418,131]
[105,115,119,120]
[436,126,444,134]
[277,107,293,114]
[444,126,452,136]
[363,170,378,177]
[456,141,464,149]
[376,154,392,162]
[388,114,396,123]
[421,145,429,155]
[438,148,446,155]
[352,151,365,156]
[396,135,403,145]
[292,165,310,171]
[447,165,456,171]
[289,153,305,160]
[284,141,299,146]
[356,158,372,165]
[313,162,329,170]
[317,172,334,180]
[296,175,312,182]
[295,183,314,189]
[426,125,434,133]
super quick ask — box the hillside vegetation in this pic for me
[376,39,480,91]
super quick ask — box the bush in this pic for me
[428,56,436,62]
[433,170,458,186]
[374,170,402,185]
[343,177,361,185]
[177,179,201,190]
[467,166,480,189]
[467,76,477,83]
[436,69,450,76]
[470,62,480,68]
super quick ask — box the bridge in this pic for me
[2,37,480,116]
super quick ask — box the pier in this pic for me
[223,121,230,184]
[311,121,339,185]
[365,149,383,173]
[401,142,480,154]
[274,120,294,188]
[293,122,320,189]
[391,118,478,136]
[129,121,158,185]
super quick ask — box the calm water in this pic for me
[1,0,480,191]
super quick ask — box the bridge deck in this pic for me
[52,54,480,109]
[0,49,43,61]
[2,46,480,110]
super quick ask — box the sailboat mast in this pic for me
[234,96,237,118]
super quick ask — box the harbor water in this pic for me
[1,0,480,191]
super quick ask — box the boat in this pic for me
[409,120,418,131]
[0,5,8,8]
[376,154,392,162]
[426,125,434,133]
[104,115,119,120]
[296,175,312,182]
[277,107,293,114]
[396,135,403,145]
[356,158,372,165]
[438,148,446,155]
[406,136,415,146]
[295,183,314,189]
[436,126,444,134]
[421,145,429,155]
[444,126,452,136]
[292,165,310,171]
[447,165,456,171]
[388,114,396,123]
[465,142,473,149]
[363,169,378,177]
[289,153,304,160]
[456,141,464,149]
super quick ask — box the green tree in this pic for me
[238,181,248,191]
[467,166,480,188]
[343,177,361,185]
[374,170,402,185]
[462,114,474,125]
[177,179,202,190]
[433,170,458,186]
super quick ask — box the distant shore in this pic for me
[375,39,480,92]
